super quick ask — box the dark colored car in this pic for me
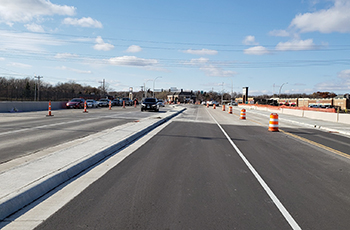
[66,98,85,109]
[121,97,133,106]
[111,98,121,106]
[141,98,159,112]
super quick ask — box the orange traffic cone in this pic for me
[46,101,54,117]
[213,104,216,109]
[83,100,88,113]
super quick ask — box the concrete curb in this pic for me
[0,107,186,221]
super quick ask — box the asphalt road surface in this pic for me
[32,105,350,230]
[0,106,167,165]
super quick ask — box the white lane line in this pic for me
[0,118,99,137]
[206,109,302,230]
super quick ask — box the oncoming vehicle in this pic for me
[86,99,98,108]
[141,98,159,112]
[66,98,85,109]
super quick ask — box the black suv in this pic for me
[141,98,159,112]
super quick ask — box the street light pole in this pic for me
[279,82,288,98]
[144,79,152,98]
[153,76,162,98]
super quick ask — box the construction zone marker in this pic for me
[109,100,112,110]
[46,101,54,117]
[268,113,279,132]
[82,100,88,113]
[213,104,216,109]
[222,105,225,111]
[228,106,232,114]
[240,109,246,119]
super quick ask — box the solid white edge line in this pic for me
[206,109,301,230]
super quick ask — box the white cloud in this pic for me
[269,30,290,37]
[315,69,350,91]
[108,56,158,67]
[0,30,63,52]
[62,17,103,28]
[58,66,92,74]
[183,49,218,55]
[185,57,209,65]
[243,35,259,45]
[290,0,350,33]
[200,65,237,77]
[0,0,75,24]
[7,62,31,68]
[184,57,236,77]
[126,45,142,53]
[24,23,45,32]
[93,36,114,51]
[244,46,270,55]
[275,39,316,51]
[55,53,79,59]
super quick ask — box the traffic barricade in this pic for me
[268,113,279,132]
[240,109,246,119]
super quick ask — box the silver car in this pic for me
[86,99,98,108]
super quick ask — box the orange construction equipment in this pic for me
[46,101,54,116]
[222,104,225,111]
[268,113,279,132]
[240,109,246,119]
[228,106,232,114]
[109,100,112,110]
[213,104,216,109]
[83,100,88,113]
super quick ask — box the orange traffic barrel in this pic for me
[268,113,279,132]
[240,109,246,119]
[222,105,225,111]
[206,103,209,108]
[213,104,216,109]
[228,106,232,114]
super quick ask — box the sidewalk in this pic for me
[0,106,186,221]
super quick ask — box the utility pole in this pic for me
[34,76,43,101]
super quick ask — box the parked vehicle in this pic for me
[98,98,111,107]
[121,97,132,106]
[141,98,159,112]
[66,98,85,109]
[86,99,98,108]
[111,98,121,106]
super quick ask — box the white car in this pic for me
[86,99,98,108]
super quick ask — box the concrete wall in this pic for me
[0,101,67,113]
[239,105,350,125]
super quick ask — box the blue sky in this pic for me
[0,0,350,96]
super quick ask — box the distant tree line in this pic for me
[0,77,104,101]
[0,76,338,102]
